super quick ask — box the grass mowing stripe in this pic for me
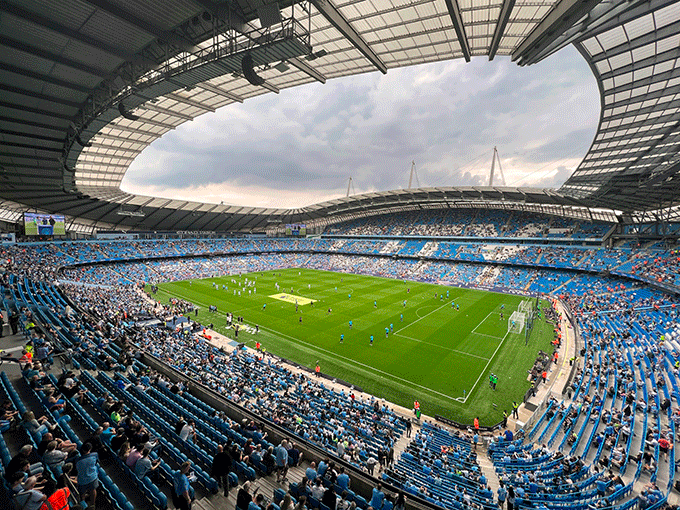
[392,333,491,361]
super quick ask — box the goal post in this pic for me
[508,311,526,334]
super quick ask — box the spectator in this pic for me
[43,441,68,470]
[12,475,46,510]
[75,442,99,508]
[134,447,161,479]
[311,478,326,500]
[8,445,43,478]
[322,485,338,510]
[237,481,257,510]
[275,440,289,483]
[125,446,143,468]
[370,482,385,510]
[305,461,317,486]
[179,419,197,443]
[394,492,405,510]
[280,494,294,510]
[172,460,194,510]
[336,467,350,491]
[211,444,232,496]
[22,411,55,437]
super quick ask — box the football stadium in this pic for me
[1,0,680,509]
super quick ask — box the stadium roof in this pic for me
[0,0,679,232]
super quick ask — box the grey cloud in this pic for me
[125,45,599,204]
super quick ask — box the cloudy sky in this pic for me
[122,45,600,209]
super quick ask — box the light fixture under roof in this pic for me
[274,61,290,73]
[305,49,327,61]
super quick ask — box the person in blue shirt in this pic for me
[349,320,353,329]
[370,482,385,509]
[497,482,507,508]
[172,461,193,510]
[336,467,350,491]
[400,313,403,322]
[317,458,329,479]
[75,442,99,508]
[305,461,317,486]
[275,440,289,483]
[340,334,344,344]
[370,335,374,346]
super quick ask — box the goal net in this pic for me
[508,311,526,334]
[518,300,534,315]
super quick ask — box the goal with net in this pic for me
[508,311,526,334]
[518,300,534,315]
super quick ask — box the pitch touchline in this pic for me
[157,287,461,402]
[393,333,491,361]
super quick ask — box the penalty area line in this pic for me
[462,330,511,404]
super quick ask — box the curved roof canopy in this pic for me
[0,0,679,232]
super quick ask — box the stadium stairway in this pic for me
[477,444,500,492]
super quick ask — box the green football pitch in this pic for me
[152,268,554,425]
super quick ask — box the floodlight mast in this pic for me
[408,161,420,189]
[488,147,506,186]
[346,177,356,197]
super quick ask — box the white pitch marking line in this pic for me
[393,333,491,361]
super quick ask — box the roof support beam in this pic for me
[0,83,82,109]
[512,0,601,65]
[104,123,167,138]
[120,116,177,130]
[0,100,73,121]
[443,0,471,61]
[0,35,109,78]
[0,129,63,144]
[603,97,680,124]
[489,0,516,61]
[606,66,680,97]
[195,82,243,103]
[0,62,91,94]
[605,82,680,111]
[85,142,140,154]
[0,140,61,152]
[288,57,326,84]
[573,0,679,46]
[599,46,680,81]
[91,132,146,144]
[138,103,194,121]
[597,112,680,135]
[591,19,680,63]
[166,92,216,112]
[309,0,387,74]
[0,1,157,67]
[0,152,57,162]
[261,82,280,94]
[82,0,196,52]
